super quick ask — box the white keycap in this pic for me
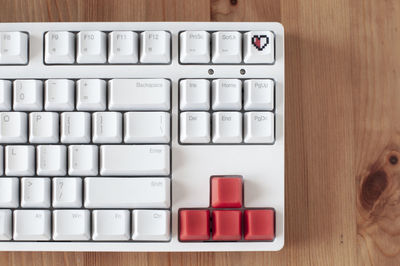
[180,31,210,63]
[212,79,242,110]
[77,31,107,64]
[45,79,75,111]
[68,145,98,176]
[61,112,91,143]
[0,209,12,240]
[0,146,3,175]
[140,31,171,63]
[29,112,59,143]
[108,31,138,64]
[0,178,19,208]
[0,80,11,110]
[244,79,274,110]
[76,79,106,111]
[44,31,75,64]
[0,32,28,64]
[244,112,275,143]
[243,31,275,64]
[53,210,90,241]
[5,145,35,176]
[0,112,27,143]
[21,178,51,208]
[53,178,82,208]
[132,210,170,241]
[37,145,66,176]
[13,80,43,111]
[108,79,170,111]
[92,112,122,143]
[124,112,170,143]
[180,79,210,111]
[180,112,210,143]
[100,145,170,176]
[92,210,130,241]
[84,178,170,208]
[212,31,242,63]
[13,210,51,240]
[212,112,242,143]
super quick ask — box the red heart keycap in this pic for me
[251,35,269,51]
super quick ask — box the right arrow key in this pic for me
[244,209,275,241]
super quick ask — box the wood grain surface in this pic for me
[0,0,399,265]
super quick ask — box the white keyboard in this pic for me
[0,22,284,252]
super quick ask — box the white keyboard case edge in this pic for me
[0,22,284,252]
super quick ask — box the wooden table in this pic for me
[0,0,399,265]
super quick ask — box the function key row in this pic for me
[0,30,275,65]
[45,31,171,64]
[180,31,275,64]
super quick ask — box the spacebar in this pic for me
[84,178,170,208]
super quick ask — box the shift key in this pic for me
[100,145,170,176]
[84,178,170,208]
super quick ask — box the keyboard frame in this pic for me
[0,22,284,252]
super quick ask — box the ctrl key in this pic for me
[179,210,210,241]
[244,209,275,241]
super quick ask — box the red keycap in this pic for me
[244,209,275,241]
[179,209,210,241]
[212,210,242,241]
[211,177,242,208]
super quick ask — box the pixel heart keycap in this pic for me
[251,35,269,51]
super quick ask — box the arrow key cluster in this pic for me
[179,176,275,242]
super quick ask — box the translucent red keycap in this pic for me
[212,210,242,241]
[179,175,275,242]
[244,209,275,241]
[211,176,242,208]
[179,209,210,241]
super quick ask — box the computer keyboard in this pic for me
[0,22,284,251]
